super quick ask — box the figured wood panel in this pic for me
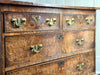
[63,14,95,29]
[62,9,95,15]
[62,30,95,53]
[5,33,62,67]
[66,51,95,75]
[4,12,60,32]
[0,4,96,75]
[1,5,96,15]
[6,51,95,75]
[5,30,95,67]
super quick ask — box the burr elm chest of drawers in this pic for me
[0,0,100,75]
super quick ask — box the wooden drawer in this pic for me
[63,14,95,29]
[6,51,95,75]
[62,30,95,53]
[5,33,62,67]
[4,12,60,32]
[5,30,94,67]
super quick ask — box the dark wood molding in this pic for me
[0,0,100,10]
[0,5,3,75]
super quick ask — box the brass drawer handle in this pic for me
[76,38,84,45]
[66,18,75,26]
[11,18,26,28]
[32,16,41,23]
[85,18,93,24]
[30,44,42,53]
[46,18,56,26]
[57,35,64,40]
[58,61,65,67]
[77,63,84,71]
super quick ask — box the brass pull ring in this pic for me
[46,18,56,26]
[77,63,84,71]
[76,38,84,45]
[11,18,26,28]
[66,18,75,26]
[30,44,42,53]
[85,18,93,24]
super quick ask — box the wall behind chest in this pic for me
[14,0,100,7]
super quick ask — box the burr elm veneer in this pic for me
[0,0,100,75]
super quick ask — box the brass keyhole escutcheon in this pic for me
[77,15,83,21]
[32,16,41,23]
[76,38,84,45]
[30,44,43,53]
[57,35,64,40]
[11,18,26,28]
[58,61,65,67]
[85,18,93,24]
[46,18,56,26]
[77,63,84,71]
[66,18,75,26]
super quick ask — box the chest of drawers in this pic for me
[0,0,99,75]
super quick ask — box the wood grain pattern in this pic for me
[5,31,94,67]
[6,51,95,75]
[62,9,95,15]
[1,5,61,13]
[62,30,95,53]
[5,33,62,67]
[5,30,95,67]
[4,12,60,32]
[1,5,96,14]
[0,2,97,75]
[5,48,94,72]
[63,14,95,29]
[0,5,6,75]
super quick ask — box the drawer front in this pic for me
[5,33,62,67]
[6,51,94,75]
[62,30,95,53]
[63,14,95,29]
[4,12,60,32]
